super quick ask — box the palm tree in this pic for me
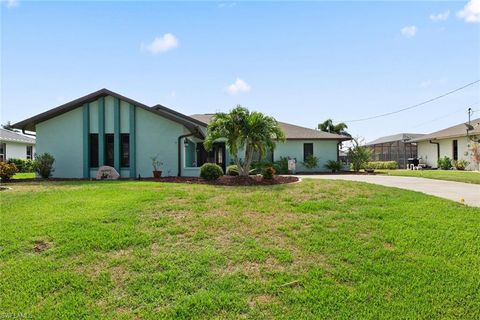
[204,106,285,176]
[318,119,350,136]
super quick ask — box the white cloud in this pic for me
[457,0,480,23]
[218,2,236,8]
[401,25,417,38]
[1,0,19,8]
[430,10,450,21]
[142,33,178,54]
[419,80,432,88]
[225,78,251,95]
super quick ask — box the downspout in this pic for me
[429,140,440,167]
[177,131,196,177]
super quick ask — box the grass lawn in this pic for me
[1,180,479,319]
[12,172,36,179]
[378,169,480,184]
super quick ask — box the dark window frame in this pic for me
[452,139,458,161]
[105,134,114,167]
[89,134,99,168]
[26,145,33,160]
[303,143,314,161]
[0,143,6,162]
[120,133,130,168]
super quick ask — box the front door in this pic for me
[214,143,226,173]
[196,142,226,173]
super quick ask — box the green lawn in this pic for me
[12,172,36,179]
[1,180,479,319]
[377,169,480,184]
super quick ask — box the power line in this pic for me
[408,106,474,129]
[342,80,480,123]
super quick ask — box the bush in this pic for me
[347,139,372,172]
[7,158,35,173]
[262,166,276,179]
[35,153,55,178]
[365,161,397,170]
[437,156,452,170]
[273,157,289,174]
[0,162,18,182]
[324,160,343,173]
[200,163,223,180]
[302,155,319,169]
[452,159,469,170]
[226,164,239,176]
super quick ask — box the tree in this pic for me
[347,138,372,172]
[204,106,285,176]
[318,119,350,136]
[1,121,15,131]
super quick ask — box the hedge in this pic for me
[365,161,397,170]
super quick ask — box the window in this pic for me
[0,143,5,162]
[303,143,313,161]
[89,134,99,167]
[105,134,114,167]
[453,140,458,160]
[121,134,129,167]
[26,146,33,160]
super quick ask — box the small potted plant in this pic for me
[150,154,163,178]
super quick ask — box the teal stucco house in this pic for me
[13,89,350,178]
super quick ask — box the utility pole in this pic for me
[468,107,472,125]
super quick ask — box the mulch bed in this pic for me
[145,175,299,186]
[3,175,300,186]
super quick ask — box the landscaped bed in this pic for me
[1,180,479,319]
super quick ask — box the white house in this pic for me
[411,118,480,170]
[0,128,36,162]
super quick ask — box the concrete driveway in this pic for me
[296,174,480,207]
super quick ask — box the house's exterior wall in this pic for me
[34,95,190,178]
[417,136,477,170]
[36,107,84,178]
[135,107,187,177]
[273,140,338,172]
[0,141,35,160]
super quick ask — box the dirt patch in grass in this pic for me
[33,239,52,253]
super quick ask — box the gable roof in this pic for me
[189,114,351,141]
[13,88,204,138]
[366,133,425,145]
[0,128,36,144]
[411,118,480,142]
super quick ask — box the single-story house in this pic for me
[13,89,350,178]
[0,128,36,162]
[366,133,425,169]
[411,118,480,170]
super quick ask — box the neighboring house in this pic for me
[366,133,425,169]
[0,128,36,162]
[410,118,480,170]
[13,89,350,178]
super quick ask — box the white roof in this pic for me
[0,128,36,144]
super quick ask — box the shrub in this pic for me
[324,160,343,173]
[437,156,452,170]
[200,163,223,180]
[273,157,289,174]
[262,166,276,179]
[226,164,239,176]
[452,159,469,170]
[35,153,55,178]
[365,161,397,170]
[7,158,35,173]
[302,155,319,169]
[0,162,18,182]
[347,139,372,172]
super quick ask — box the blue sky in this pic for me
[1,0,479,141]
